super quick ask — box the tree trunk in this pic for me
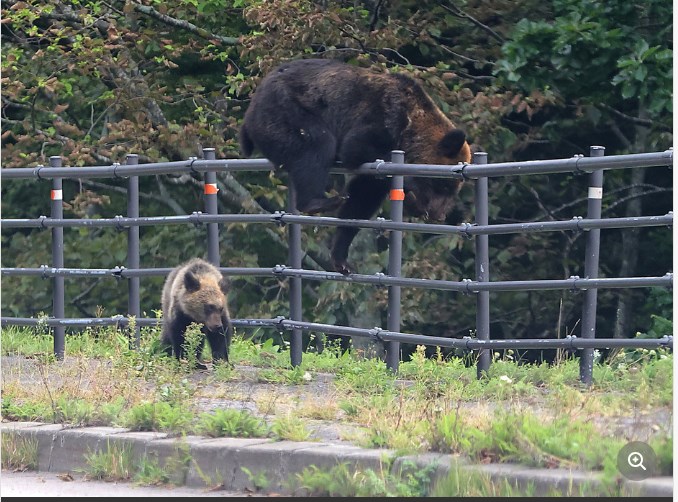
[613,167,644,338]
[613,105,649,339]
[346,229,386,359]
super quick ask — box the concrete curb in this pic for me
[1,421,672,497]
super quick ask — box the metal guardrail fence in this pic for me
[0,147,673,383]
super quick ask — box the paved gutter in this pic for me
[1,421,672,497]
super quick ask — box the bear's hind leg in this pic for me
[331,175,390,274]
[285,131,341,215]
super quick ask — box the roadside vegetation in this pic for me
[1,323,672,493]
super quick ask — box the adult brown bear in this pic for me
[239,59,472,274]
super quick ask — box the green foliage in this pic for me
[270,413,312,442]
[83,438,191,486]
[123,401,194,434]
[241,466,270,491]
[649,435,673,476]
[195,408,269,438]
[334,357,396,395]
[430,466,536,497]
[256,365,308,384]
[51,397,97,425]
[0,433,39,472]
[495,0,671,140]
[612,39,672,115]
[83,441,134,481]
[180,323,206,370]
[230,336,286,367]
[635,288,673,339]
[133,458,175,487]
[436,409,608,469]
[287,461,435,497]
[1,395,53,423]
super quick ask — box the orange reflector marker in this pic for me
[51,189,63,200]
[390,189,405,201]
[204,183,219,195]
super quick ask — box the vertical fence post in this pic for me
[203,148,220,267]
[473,151,491,378]
[126,154,141,349]
[287,184,303,367]
[49,156,65,360]
[579,145,605,384]
[386,150,405,372]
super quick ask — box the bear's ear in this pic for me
[219,276,231,294]
[183,271,201,293]
[437,129,467,157]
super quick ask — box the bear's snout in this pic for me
[205,313,224,332]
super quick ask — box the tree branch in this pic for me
[441,3,504,43]
[128,2,240,46]
[599,103,672,132]
[368,0,385,32]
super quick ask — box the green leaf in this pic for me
[621,81,637,99]
[634,65,648,82]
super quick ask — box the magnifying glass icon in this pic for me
[628,452,646,470]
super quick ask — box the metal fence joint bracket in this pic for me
[272,210,287,226]
[113,215,125,231]
[112,266,125,280]
[372,159,387,174]
[461,222,475,239]
[273,315,287,332]
[368,326,384,342]
[459,162,472,181]
[190,211,203,227]
[572,154,587,174]
[374,216,386,234]
[188,156,199,174]
[565,334,577,349]
[112,162,122,179]
[571,216,584,232]
[462,278,474,295]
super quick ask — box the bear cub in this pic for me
[160,258,232,368]
[239,58,472,274]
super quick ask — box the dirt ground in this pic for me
[1,355,672,447]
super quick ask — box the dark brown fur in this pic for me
[160,258,232,368]
[239,59,471,274]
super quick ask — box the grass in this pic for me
[0,324,673,492]
[81,439,192,486]
[286,460,436,497]
[0,432,39,471]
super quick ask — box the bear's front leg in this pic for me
[206,327,231,366]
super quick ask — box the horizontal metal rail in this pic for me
[1,316,672,351]
[0,266,273,278]
[0,150,671,180]
[1,213,672,236]
[1,266,671,292]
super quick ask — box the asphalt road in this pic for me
[0,470,265,498]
